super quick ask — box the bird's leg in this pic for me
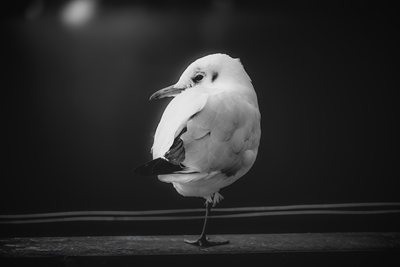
[195,201,212,244]
[184,198,229,247]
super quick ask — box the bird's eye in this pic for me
[192,74,204,83]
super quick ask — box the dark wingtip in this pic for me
[133,158,184,176]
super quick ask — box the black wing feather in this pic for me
[133,157,184,176]
[133,127,187,176]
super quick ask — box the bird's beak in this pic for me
[149,85,184,101]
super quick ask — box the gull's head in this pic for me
[150,53,253,100]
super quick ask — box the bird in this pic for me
[134,53,261,247]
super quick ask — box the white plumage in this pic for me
[134,53,261,246]
[142,53,260,203]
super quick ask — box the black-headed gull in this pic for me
[134,53,261,246]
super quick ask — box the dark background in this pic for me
[1,0,399,237]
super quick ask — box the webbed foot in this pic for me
[184,236,229,247]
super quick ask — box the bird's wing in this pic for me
[133,126,188,176]
[134,90,261,178]
[181,92,261,177]
[151,90,209,159]
[134,90,209,176]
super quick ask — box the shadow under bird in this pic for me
[134,53,261,247]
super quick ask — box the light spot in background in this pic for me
[61,0,97,27]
